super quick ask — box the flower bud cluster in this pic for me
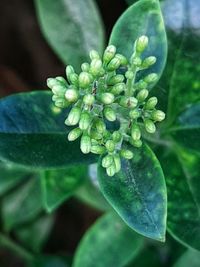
[47,35,165,176]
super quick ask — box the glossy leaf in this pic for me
[169,104,200,154]
[41,165,87,212]
[159,149,200,250]
[2,175,43,231]
[173,250,200,267]
[73,212,143,267]
[15,214,54,253]
[35,0,105,71]
[109,0,167,84]
[0,91,96,168]
[98,144,167,241]
[0,162,30,196]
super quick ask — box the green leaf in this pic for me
[0,162,30,196]
[2,175,43,231]
[161,0,200,123]
[169,104,200,154]
[28,256,71,267]
[159,149,200,250]
[73,212,143,267]
[35,0,105,71]
[109,0,167,84]
[98,144,167,241]
[75,164,111,211]
[15,214,54,253]
[41,165,87,212]
[0,91,96,168]
[173,250,200,267]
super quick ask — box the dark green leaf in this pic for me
[2,175,43,231]
[28,256,71,267]
[159,149,200,250]
[0,162,30,196]
[173,250,200,267]
[15,214,54,253]
[41,165,87,212]
[109,0,167,85]
[0,91,96,168]
[35,0,105,71]
[169,104,200,154]
[98,144,167,241]
[73,212,143,267]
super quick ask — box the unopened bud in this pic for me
[130,139,142,148]
[115,54,128,65]
[100,93,115,105]
[131,57,142,67]
[136,89,149,102]
[52,85,66,97]
[47,78,59,89]
[89,50,100,60]
[66,65,74,79]
[102,155,113,168]
[90,130,102,140]
[113,154,121,173]
[107,57,121,71]
[80,135,91,154]
[91,145,106,155]
[129,109,140,119]
[81,62,90,72]
[55,99,68,108]
[145,97,158,109]
[90,59,103,76]
[79,72,92,88]
[56,77,68,86]
[108,75,124,85]
[131,124,141,141]
[142,56,157,68]
[144,73,158,84]
[104,107,116,121]
[105,140,115,152]
[112,131,122,143]
[83,94,95,106]
[65,107,81,126]
[151,110,165,122]
[125,71,134,80]
[136,80,148,90]
[120,149,134,159]
[79,112,91,130]
[111,83,125,95]
[68,73,79,86]
[129,97,138,108]
[65,88,79,102]
[135,35,149,53]
[68,128,82,141]
[95,119,106,134]
[106,165,116,177]
[103,45,116,64]
[144,119,156,133]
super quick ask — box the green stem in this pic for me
[0,233,34,261]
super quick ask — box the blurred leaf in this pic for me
[173,249,200,267]
[0,162,30,196]
[98,144,167,242]
[15,214,54,253]
[159,149,200,250]
[0,91,96,168]
[125,0,136,5]
[41,165,87,212]
[35,0,105,71]
[109,0,167,86]
[169,104,200,154]
[28,255,71,267]
[75,164,110,211]
[73,212,143,267]
[2,175,43,231]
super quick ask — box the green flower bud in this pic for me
[136,89,149,102]
[91,145,106,155]
[129,109,140,119]
[119,96,129,107]
[55,76,68,86]
[103,107,116,121]
[52,95,61,102]
[113,154,121,173]
[79,72,92,88]
[83,94,95,106]
[90,59,103,76]
[135,35,149,53]
[90,130,102,140]
[136,80,148,90]
[131,124,141,141]
[106,165,116,177]
[80,135,91,154]
[145,97,158,109]
[115,54,128,65]
[65,88,79,102]
[65,107,81,126]
[68,73,79,86]
[81,62,90,72]
[107,74,124,85]
[125,71,134,80]
[120,149,134,159]
[130,139,142,148]
[95,119,106,134]
[102,155,113,168]
[105,140,115,152]
[112,131,122,143]
[100,93,115,105]
[144,119,156,133]
[55,99,68,108]
[47,78,59,89]
[111,83,125,95]
[142,56,157,68]
[144,73,158,84]
[131,56,142,67]
[89,50,100,60]
[129,97,138,108]
[79,112,91,130]
[52,85,66,96]
[151,110,165,122]
[103,45,116,64]
[68,128,82,141]
[107,57,121,71]
[66,65,74,79]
